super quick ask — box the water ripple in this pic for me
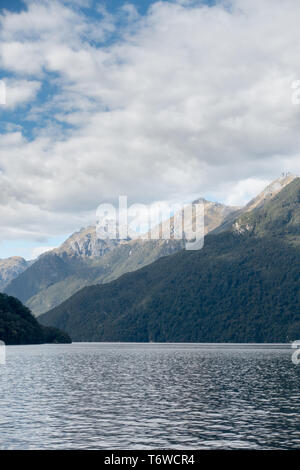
[0,343,299,449]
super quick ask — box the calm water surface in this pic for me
[0,343,299,449]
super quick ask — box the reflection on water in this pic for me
[0,343,299,449]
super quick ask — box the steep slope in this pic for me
[243,173,297,213]
[4,252,78,305]
[5,200,237,315]
[56,226,125,258]
[232,177,300,243]
[39,178,300,343]
[213,173,297,234]
[0,257,31,291]
[26,239,183,315]
[0,293,71,345]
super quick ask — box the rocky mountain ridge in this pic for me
[0,257,31,291]
[2,174,298,316]
[39,177,300,343]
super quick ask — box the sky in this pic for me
[0,0,300,259]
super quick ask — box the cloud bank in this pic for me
[0,0,300,244]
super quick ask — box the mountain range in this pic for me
[39,176,300,343]
[3,199,239,315]
[1,173,299,344]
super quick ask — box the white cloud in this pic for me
[30,245,56,259]
[4,79,41,109]
[0,0,300,245]
[223,178,271,207]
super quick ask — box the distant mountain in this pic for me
[56,226,126,258]
[39,177,300,343]
[0,257,31,291]
[7,240,183,316]
[55,199,238,257]
[0,293,71,345]
[5,199,238,315]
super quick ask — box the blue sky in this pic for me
[0,0,299,259]
[0,0,160,13]
[0,0,170,258]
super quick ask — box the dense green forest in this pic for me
[0,293,71,345]
[39,232,300,343]
[39,179,300,343]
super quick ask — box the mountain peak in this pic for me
[0,256,30,291]
[244,173,297,213]
[233,176,300,238]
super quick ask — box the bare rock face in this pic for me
[232,221,253,235]
[55,226,122,258]
[34,175,296,262]
[52,200,239,260]
[193,199,241,235]
[0,257,29,290]
[150,199,240,242]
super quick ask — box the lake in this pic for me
[0,343,299,449]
